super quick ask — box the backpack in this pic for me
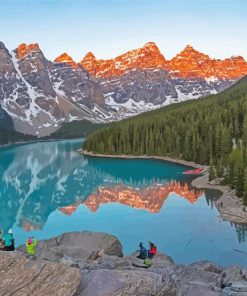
[144,258,152,267]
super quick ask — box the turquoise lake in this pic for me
[0,139,247,267]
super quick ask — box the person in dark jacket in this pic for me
[137,242,147,259]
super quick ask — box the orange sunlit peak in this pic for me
[54,52,78,67]
[16,43,40,59]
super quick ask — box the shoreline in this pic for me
[80,149,247,224]
[0,137,83,149]
[0,139,36,149]
[79,149,204,169]
[191,173,247,224]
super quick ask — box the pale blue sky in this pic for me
[0,0,246,61]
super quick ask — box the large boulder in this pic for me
[79,269,176,296]
[0,251,81,296]
[18,231,123,262]
[97,254,133,270]
[173,261,225,296]
[217,265,247,288]
[12,231,247,296]
[223,281,247,295]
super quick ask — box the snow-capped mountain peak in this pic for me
[0,40,247,137]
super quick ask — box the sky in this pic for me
[0,0,246,61]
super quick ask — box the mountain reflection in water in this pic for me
[60,182,204,215]
[0,139,247,254]
[0,139,195,232]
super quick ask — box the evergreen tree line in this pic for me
[0,128,35,145]
[84,76,247,205]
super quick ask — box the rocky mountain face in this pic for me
[0,41,247,136]
[0,42,111,137]
[81,43,247,80]
[80,42,167,77]
[167,45,247,79]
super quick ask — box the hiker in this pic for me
[2,229,15,251]
[26,237,37,258]
[148,241,157,259]
[137,242,147,259]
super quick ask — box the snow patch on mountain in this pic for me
[10,51,41,122]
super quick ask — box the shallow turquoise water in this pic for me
[0,139,247,267]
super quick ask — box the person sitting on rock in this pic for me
[137,242,147,259]
[148,241,157,259]
[2,229,15,251]
[26,237,37,258]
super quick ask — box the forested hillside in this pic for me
[0,128,35,145]
[84,76,247,204]
[0,107,35,145]
[46,120,105,140]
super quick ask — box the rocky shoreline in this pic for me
[80,150,247,225]
[191,174,247,224]
[79,149,204,169]
[1,231,247,296]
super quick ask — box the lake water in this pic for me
[0,139,247,267]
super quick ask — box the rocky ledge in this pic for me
[1,231,247,296]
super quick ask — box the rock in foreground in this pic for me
[18,231,123,262]
[0,251,81,296]
[3,231,247,296]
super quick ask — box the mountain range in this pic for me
[0,41,247,137]
[83,75,247,205]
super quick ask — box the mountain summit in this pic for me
[54,53,78,68]
[0,40,247,137]
[80,42,166,77]
[167,45,247,79]
[16,43,40,59]
[80,43,247,79]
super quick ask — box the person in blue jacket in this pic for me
[137,242,147,259]
[2,229,15,251]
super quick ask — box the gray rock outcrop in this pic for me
[18,231,123,262]
[0,231,245,296]
[0,251,81,296]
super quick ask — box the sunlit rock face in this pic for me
[54,52,78,68]
[1,41,247,136]
[81,43,247,80]
[16,43,40,59]
[166,45,247,79]
[80,42,167,78]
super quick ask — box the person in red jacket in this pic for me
[148,241,157,259]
